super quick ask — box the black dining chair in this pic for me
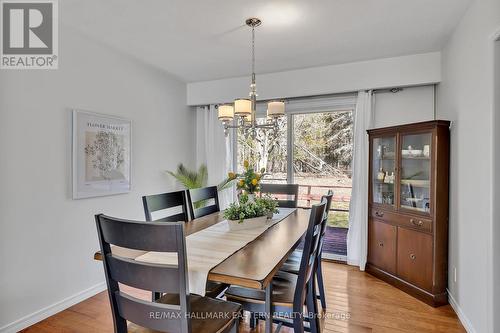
[260,183,299,208]
[95,214,241,333]
[280,190,333,310]
[142,190,228,300]
[224,199,327,333]
[187,186,220,219]
[142,190,188,222]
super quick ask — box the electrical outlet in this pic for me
[454,267,457,283]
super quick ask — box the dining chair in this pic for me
[280,190,333,310]
[260,183,299,208]
[95,214,241,333]
[187,186,220,219]
[224,199,327,333]
[143,190,228,300]
[142,190,188,222]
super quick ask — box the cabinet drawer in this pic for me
[370,207,398,223]
[370,208,432,233]
[398,215,432,233]
[368,220,397,274]
[397,227,433,291]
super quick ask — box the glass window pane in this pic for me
[400,133,432,213]
[236,117,287,182]
[372,136,396,206]
[292,111,353,229]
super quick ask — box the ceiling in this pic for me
[62,0,471,82]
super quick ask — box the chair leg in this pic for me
[292,314,305,333]
[316,259,327,309]
[249,312,257,329]
[152,292,161,301]
[306,280,320,333]
[230,316,239,333]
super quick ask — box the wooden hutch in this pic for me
[366,120,450,306]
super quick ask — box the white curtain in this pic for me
[196,105,234,209]
[347,91,374,270]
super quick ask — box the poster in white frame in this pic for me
[72,110,131,199]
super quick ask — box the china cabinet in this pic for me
[367,120,450,307]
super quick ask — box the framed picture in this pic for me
[72,110,131,199]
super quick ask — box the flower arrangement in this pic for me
[227,160,265,194]
[223,193,278,223]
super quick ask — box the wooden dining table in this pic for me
[93,208,311,333]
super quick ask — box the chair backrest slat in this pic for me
[318,190,334,256]
[293,199,327,311]
[98,215,180,252]
[187,186,220,219]
[143,191,188,222]
[95,214,190,333]
[260,183,299,208]
[115,291,183,332]
[107,255,180,293]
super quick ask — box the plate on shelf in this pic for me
[402,149,423,157]
[405,197,423,203]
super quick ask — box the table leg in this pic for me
[265,282,273,333]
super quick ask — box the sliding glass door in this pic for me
[292,111,353,259]
[235,107,354,259]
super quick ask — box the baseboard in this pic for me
[0,282,107,333]
[322,253,346,262]
[447,289,476,333]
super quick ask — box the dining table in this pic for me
[93,207,311,333]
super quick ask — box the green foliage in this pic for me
[223,194,278,223]
[294,111,353,173]
[255,194,279,215]
[167,163,235,192]
[167,164,208,189]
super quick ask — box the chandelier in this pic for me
[218,18,285,137]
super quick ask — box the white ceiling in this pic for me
[62,0,471,82]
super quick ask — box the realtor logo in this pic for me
[1,0,58,69]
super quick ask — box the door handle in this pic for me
[378,241,384,247]
[410,253,416,260]
[410,219,423,227]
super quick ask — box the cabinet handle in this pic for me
[410,218,423,227]
[378,241,384,247]
[375,211,384,218]
[410,253,416,260]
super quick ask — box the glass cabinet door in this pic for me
[399,132,432,214]
[372,136,396,207]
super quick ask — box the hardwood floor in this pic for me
[22,262,465,333]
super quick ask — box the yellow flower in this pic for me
[228,172,236,179]
[238,179,245,187]
[256,174,261,180]
[251,178,258,186]
[243,160,249,168]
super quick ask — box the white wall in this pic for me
[0,27,194,331]
[493,36,500,333]
[437,0,500,332]
[187,53,441,106]
[373,85,435,128]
